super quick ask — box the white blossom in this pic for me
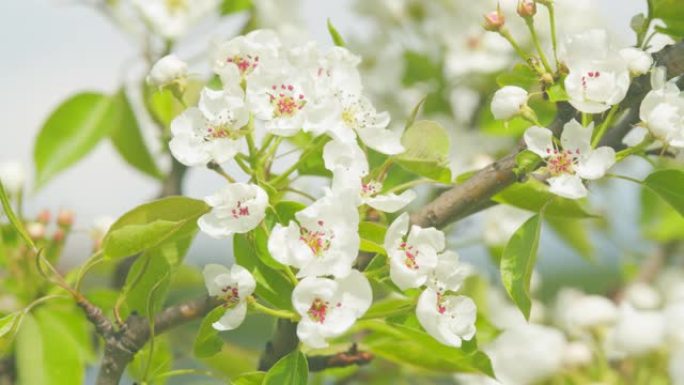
[203,264,255,331]
[609,304,665,356]
[211,29,281,85]
[524,119,615,199]
[665,302,684,346]
[624,282,661,310]
[292,270,372,348]
[198,183,269,238]
[268,193,359,278]
[384,213,445,290]
[426,250,470,293]
[562,341,593,367]
[631,67,684,148]
[490,86,528,120]
[169,86,249,166]
[619,47,653,76]
[562,29,630,113]
[132,0,218,39]
[556,289,618,333]
[0,161,26,195]
[147,54,188,88]
[417,287,476,348]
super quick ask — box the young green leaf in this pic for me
[0,180,36,250]
[193,306,227,358]
[0,311,23,353]
[232,372,266,385]
[102,196,209,259]
[359,221,387,254]
[494,180,596,218]
[33,92,112,189]
[107,89,163,179]
[326,18,346,47]
[122,252,172,318]
[643,169,684,216]
[396,120,452,182]
[500,214,543,319]
[263,350,309,385]
[221,0,252,15]
[651,0,684,38]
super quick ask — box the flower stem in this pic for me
[247,297,298,320]
[591,105,620,147]
[525,18,554,74]
[499,28,530,64]
[606,173,643,185]
[543,2,560,69]
[384,178,431,194]
[207,161,236,183]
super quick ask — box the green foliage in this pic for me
[194,306,227,358]
[0,311,22,353]
[500,214,543,319]
[496,63,537,89]
[479,96,556,137]
[641,187,684,241]
[402,51,451,115]
[221,0,252,15]
[263,350,309,385]
[642,169,684,216]
[362,296,415,320]
[651,0,684,38]
[232,372,266,385]
[129,336,173,385]
[359,221,387,254]
[273,201,306,224]
[33,92,112,189]
[234,233,294,310]
[102,196,209,260]
[327,18,346,46]
[107,89,163,179]
[359,320,494,375]
[0,180,35,250]
[396,120,452,183]
[122,252,172,317]
[546,83,569,102]
[494,180,596,218]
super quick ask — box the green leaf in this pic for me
[359,320,494,375]
[193,306,226,358]
[274,201,306,224]
[107,89,163,179]
[326,18,346,47]
[0,181,36,250]
[362,296,414,320]
[402,51,441,86]
[641,186,684,241]
[33,92,112,189]
[129,336,172,385]
[496,63,537,89]
[232,372,266,385]
[651,0,684,38]
[399,120,450,163]
[102,196,209,259]
[546,217,594,261]
[494,180,596,218]
[263,350,309,385]
[221,0,252,15]
[643,169,684,216]
[234,234,294,310]
[359,221,387,254]
[123,252,172,318]
[405,97,426,129]
[395,159,452,183]
[0,311,22,353]
[546,83,569,102]
[500,214,543,319]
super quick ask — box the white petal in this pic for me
[203,264,231,296]
[231,264,256,298]
[212,301,248,331]
[548,174,588,199]
[384,213,410,253]
[268,223,295,266]
[576,147,616,180]
[524,126,554,158]
[560,119,592,155]
[622,126,649,147]
[408,225,445,252]
[297,320,330,349]
[336,270,373,317]
[291,277,338,317]
[365,190,417,213]
[323,139,369,178]
[389,257,429,290]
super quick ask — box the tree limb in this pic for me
[307,344,374,372]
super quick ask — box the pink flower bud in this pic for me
[483,9,505,32]
[517,0,537,17]
[57,209,74,227]
[53,228,65,243]
[37,209,51,224]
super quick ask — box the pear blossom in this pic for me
[609,305,665,356]
[268,193,359,278]
[0,161,26,195]
[211,29,281,84]
[625,67,684,148]
[416,287,476,348]
[384,213,445,290]
[169,86,249,166]
[198,183,269,238]
[556,290,618,333]
[322,140,416,213]
[292,270,372,348]
[132,0,219,39]
[147,54,188,88]
[624,282,661,310]
[203,264,256,331]
[562,341,593,367]
[491,86,528,120]
[524,119,616,199]
[619,47,653,76]
[562,29,630,113]
[426,250,470,293]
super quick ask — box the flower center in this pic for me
[220,285,240,307]
[227,54,259,75]
[580,70,601,98]
[342,107,358,128]
[269,84,306,118]
[399,241,419,270]
[307,298,329,323]
[204,113,243,141]
[230,201,250,219]
[436,292,447,315]
[545,147,579,176]
[299,221,334,257]
[361,181,382,198]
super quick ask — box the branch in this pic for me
[258,319,299,371]
[307,344,374,372]
[411,40,684,228]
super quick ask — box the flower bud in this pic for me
[0,161,26,195]
[517,0,537,18]
[53,228,65,243]
[147,54,188,90]
[57,209,75,228]
[483,8,505,32]
[26,222,46,240]
[491,86,529,120]
[37,209,51,224]
[619,47,653,76]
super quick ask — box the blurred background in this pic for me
[0,0,650,295]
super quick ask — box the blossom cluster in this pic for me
[153,29,477,349]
